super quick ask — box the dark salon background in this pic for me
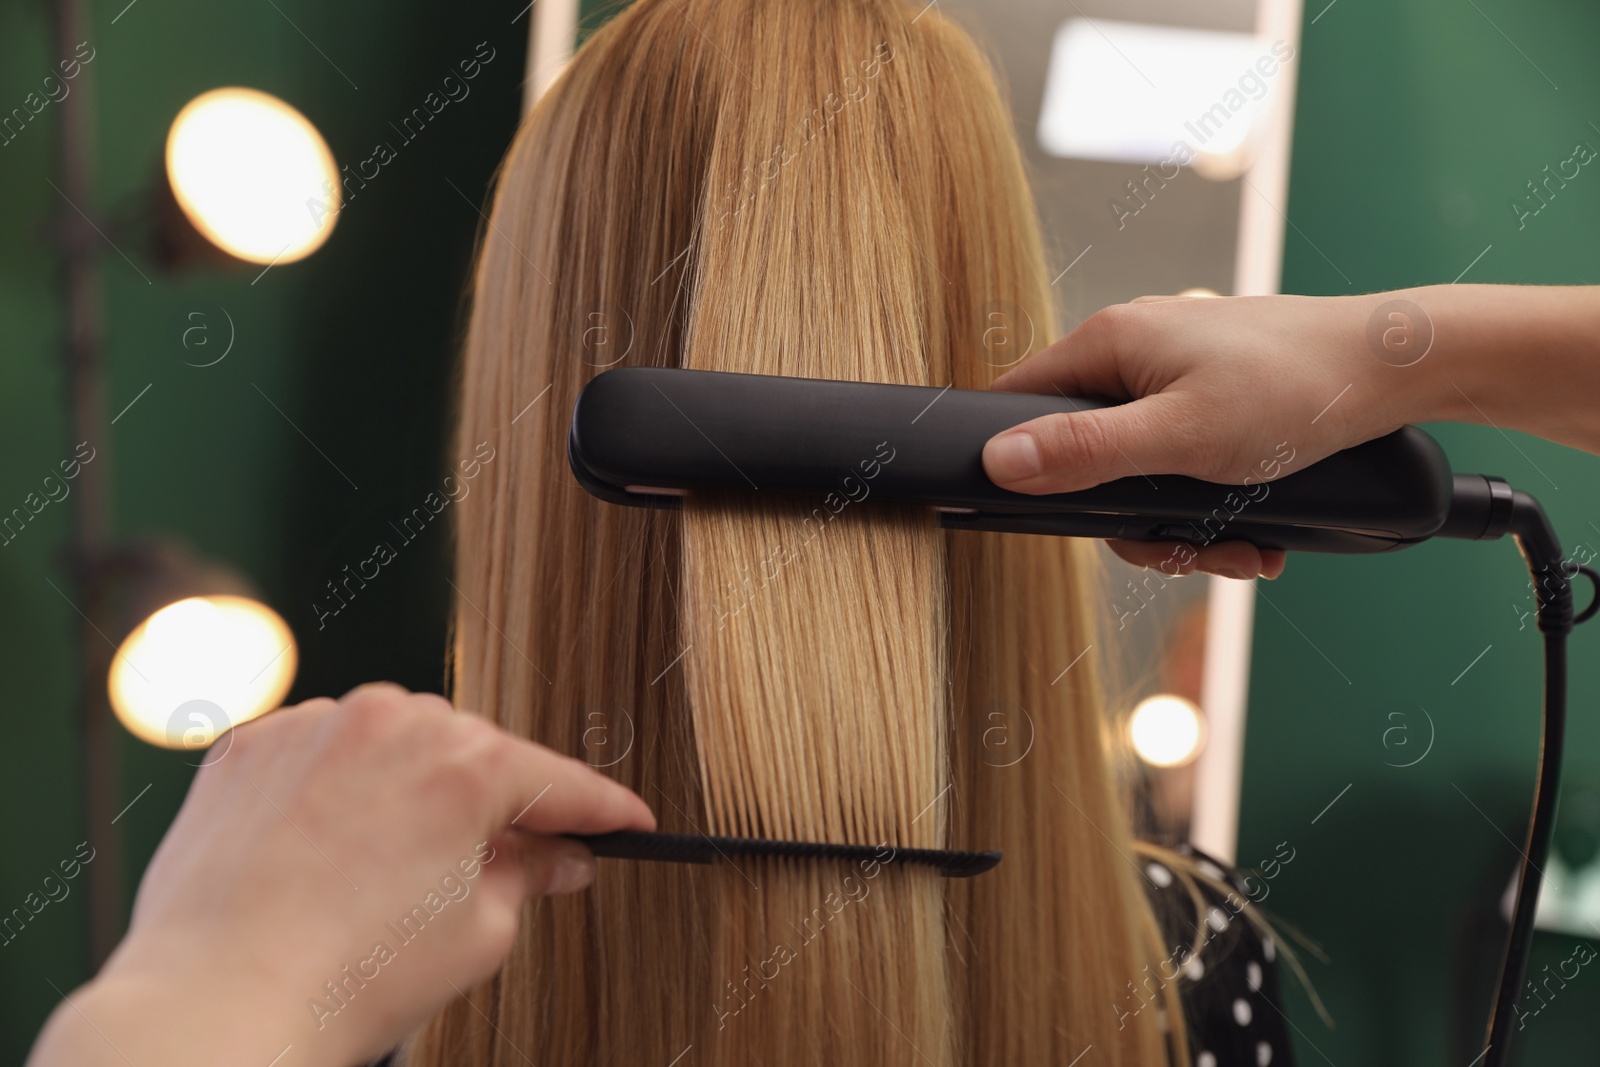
[2,0,1598,1064]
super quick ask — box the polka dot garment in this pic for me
[1139,842,1294,1066]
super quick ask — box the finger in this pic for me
[270,696,339,725]
[1105,540,1203,575]
[338,679,410,703]
[982,391,1197,494]
[475,832,597,916]
[989,313,1137,400]
[1185,541,1266,580]
[1187,544,1287,580]
[511,831,598,896]
[487,736,657,837]
[442,831,597,986]
[1107,539,1277,581]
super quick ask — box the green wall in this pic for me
[0,0,526,1058]
[1237,1,1600,1063]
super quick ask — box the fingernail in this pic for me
[1214,567,1252,581]
[545,853,596,896]
[985,432,1041,483]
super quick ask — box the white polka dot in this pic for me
[1256,1041,1274,1065]
[1196,1053,1217,1067]
[1197,859,1226,881]
[1146,862,1173,887]
[1206,906,1230,933]
[1263,935,1276,962]
[1182,954,1205,981]
[1247,960,1263,991]
[1233,997,1253,1026]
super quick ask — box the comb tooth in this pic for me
[563,830,1001,878]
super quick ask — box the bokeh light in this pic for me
[108,595,297,749]
[1128,693,1207,768]
[165,87,340,265]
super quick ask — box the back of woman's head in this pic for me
[411,1,1187,1063]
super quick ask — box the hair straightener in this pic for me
[567,366,1597,1067]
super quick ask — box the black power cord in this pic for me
[1444,476,1600,1067]
[1576,564,1600,626]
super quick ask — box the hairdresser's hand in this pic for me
[27,683,655,1067]
[981,292,1430,581]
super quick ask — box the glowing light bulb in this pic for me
[109,595,297,750]
[1128,694,1206,768]
[165,87,339,265]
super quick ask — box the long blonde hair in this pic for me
[410,1,1193,1063]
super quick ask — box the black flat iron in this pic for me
[568,366,1596,1067]
[569,366,1470,552]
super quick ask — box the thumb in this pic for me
[982,392,1195,494]
[485,831,598,907]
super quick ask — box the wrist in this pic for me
[1397,284,1496,427]
[1350,285,1470,431]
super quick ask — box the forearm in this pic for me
[28,972,338,1067]
[1382,283,1600,454]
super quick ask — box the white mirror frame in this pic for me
[1190,0,1304,865]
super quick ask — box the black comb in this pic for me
[567,830,1000,878]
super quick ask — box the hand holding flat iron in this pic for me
[982,284,1600,581]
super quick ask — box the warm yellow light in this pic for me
[1177,288,1222,299]
[165,87,339,265]
[1128,694,1206,768]
[109,596,297,750]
